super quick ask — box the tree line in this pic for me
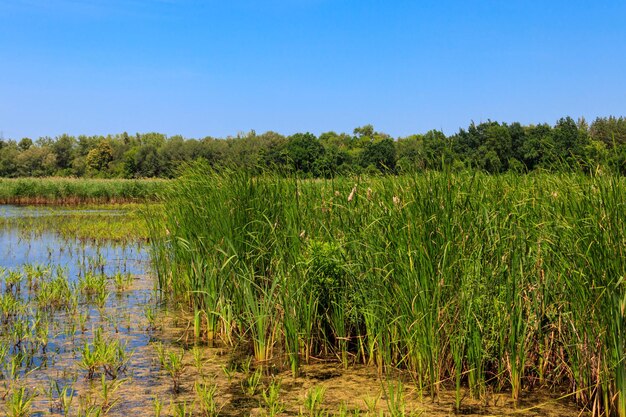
[0,116,625,178]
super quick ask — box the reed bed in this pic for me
[149,165,626,416]
[0,177,167,204]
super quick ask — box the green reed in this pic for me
[0,177,165,204]
[149,164,626,416]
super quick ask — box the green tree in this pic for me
[479,122,512,173]
[551,117,587,167]
[286,132,324,174]
[0,141,19,177]
[195,137,220,167]
[519,124,553,170]
[315,145,352,177]
[76,135,100,157]
[589,116,626,148]
[396,134,425,172]
[359,137,396,173]
[86,141,114,173]
[608,144,626,175]
[15,145,56,176]
[122,148,139,178]
[53,134,76,171]
[258,131,288,170]
[353,124,374,139]
[423,130,453,169]
[18,138,33,151]
[134,145,164,177]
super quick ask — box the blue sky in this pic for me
[1,0,625,140]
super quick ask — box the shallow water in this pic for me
[0,228,145,275]
[0,205,160,416]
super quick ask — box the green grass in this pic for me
[149,165,626,417]
[0,177,167,204]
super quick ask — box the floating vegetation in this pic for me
[0,203,151,242]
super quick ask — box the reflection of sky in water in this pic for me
[0,229,147,277]
[0,204,152,350]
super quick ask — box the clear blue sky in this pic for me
[1,0,625,140]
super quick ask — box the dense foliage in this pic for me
[2,116,625,178]
[149,169,626,416]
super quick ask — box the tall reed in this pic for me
[0,177,165,204]
[149,163,625,416]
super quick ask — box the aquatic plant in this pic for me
[153,395,164,417]
[262,378,284,417]
[0,177,165,205]
[51,379,76,416]
[97,374,126,414]
[79,272,107,299]
[112,272,134,292]
[171,399,192,417]
[78,327,132,379]
[5,386,35,417]
[221,363,236,383]
[241,368,263,396]
[163,348,186,393]
[303,385,327,417]
[149,167,626,416]
[195,379,221,417]
[191,346,205,376]
[384,381,408,417]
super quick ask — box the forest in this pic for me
[1,116,625,178]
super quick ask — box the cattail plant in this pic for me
[148,164,626,417]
